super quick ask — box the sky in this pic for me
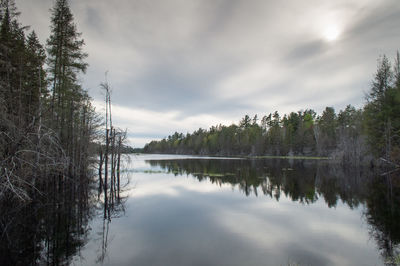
[16,0,400,147]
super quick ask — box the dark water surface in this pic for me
[64,154,399,266]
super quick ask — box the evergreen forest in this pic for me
[0,1,126,264]
[0,0,399,264]
[0,0,98,202]
[144,54,400,167]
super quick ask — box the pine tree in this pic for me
[364,55,400,162]
[394,51,400,89]
[0,0,19,21]
[0,7,12,112]
[47,0,88,126]
[24,31,46,122]
[46,0,90,176]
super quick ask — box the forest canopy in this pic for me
[144,53,400,166]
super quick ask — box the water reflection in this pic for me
[147,159,369,208]
[365,172,400,265]
[147,158,400,265]
[0,169,127,265]
[1,156,399,265]
[95,163,128,265]
[0,175,95,265]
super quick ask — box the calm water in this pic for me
[69,154,399,266]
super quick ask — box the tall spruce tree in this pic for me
[47,0,87,126]
[25,31,46,122]
[364,55,400,162]
[0,7,11,112]
[0,2,22,119]
[46,0,90,175]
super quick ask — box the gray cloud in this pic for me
[15,0,400,146]
[286,40,327,63]
[345,1,400,44]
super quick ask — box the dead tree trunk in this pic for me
[98,148,103,197]
[104,128,109,219]
[110,127,115,207]
[117,135,121,202]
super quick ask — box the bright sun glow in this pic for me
[324,26,340,41]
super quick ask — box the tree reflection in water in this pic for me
[1,157,398,265]
[365,172,400,265]
[0,173,95,265]
[96,173,127,265]
[0,169,127,265]
[147,158,400,264]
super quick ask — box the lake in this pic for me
[66,154,399,266]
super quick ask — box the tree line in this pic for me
[0,0,128,210]
[0,0,99,201]
[0,0,128,263]
[144,53,400,166]
[0,0,97,263]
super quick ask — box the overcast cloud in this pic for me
[16,0,400,147]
